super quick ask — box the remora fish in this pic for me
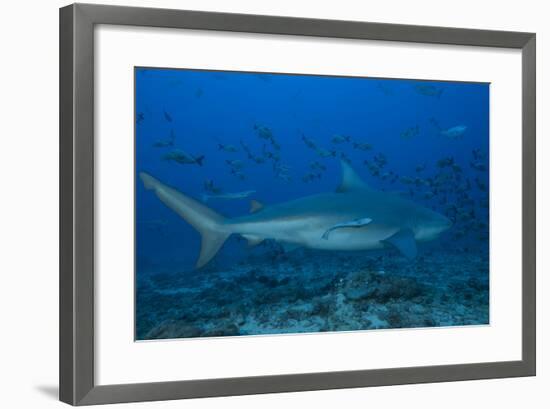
[140,161,452,268]
[322,217,372,240]
[202,190,256,202]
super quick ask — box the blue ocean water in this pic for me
[135,67,489,340]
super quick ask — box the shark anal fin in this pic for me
[280,242,300,253]
[250,200,264,213]
[382,228,417,259]
[322,217,373,240]
[242,234,264,247]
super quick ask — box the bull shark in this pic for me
[139,161,452,268]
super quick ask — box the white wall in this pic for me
[0,0,546,407]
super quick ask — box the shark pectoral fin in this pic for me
[242,234,264,247]
[382,228,417,259]
[249,200,264,213]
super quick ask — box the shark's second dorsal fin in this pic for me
[336,160,371,193]
[250,200,264,213]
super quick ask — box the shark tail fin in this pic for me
[139,172,231,268]
[140,172,160,190]
[197,228,231,269]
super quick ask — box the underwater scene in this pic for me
[135,67,489,340]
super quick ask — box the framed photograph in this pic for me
[59,3,536,405]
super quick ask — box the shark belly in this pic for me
[229,214,397,252]
[228,217,320,245]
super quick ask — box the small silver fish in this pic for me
[310,161,327,171]
[316,147,336,158]
[217,143,238,153]
[254,124,274,140]
[440,125,467,139]
[153,130,176,148]
[400,125,420,139]
[352,141,373,151]
[302,172,321,183]
[331,134,351,144]
[164,149,204,166]
[415,84,443,98]
[202,190,256,202]
[301,134,317,149]
[226,159,244,170]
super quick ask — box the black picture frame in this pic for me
[59,3,536,405]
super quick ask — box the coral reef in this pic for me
[136,247,489,340]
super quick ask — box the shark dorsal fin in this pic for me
[336,160,371,193]
[250,200,264,213]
